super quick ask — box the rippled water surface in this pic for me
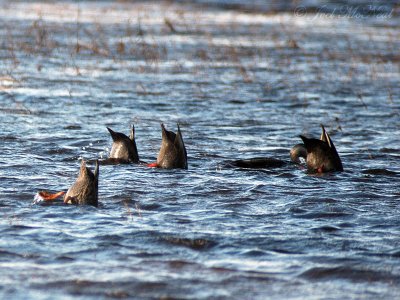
[1,1,400,299]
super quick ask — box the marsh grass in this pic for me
[123,198,142,222]
[123,200,133,222]
[0,2,398,118]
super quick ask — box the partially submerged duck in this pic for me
[107,125,139,163]
[64,160,99,206]
[224,157,286,169]
[291,125,343,173]
[148,123,188,169]
[33,160,99,206]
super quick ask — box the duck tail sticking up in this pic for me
[320,124,343,171]
[64,159,99,207]
[107,126,139,163]
[155,123,188,169]
[175,123,188,169]
[297,125,343,173]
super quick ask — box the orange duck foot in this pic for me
[34,191,65,203]
[39,191,65,201]
[147,162,158,168]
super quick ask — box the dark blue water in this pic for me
[0,1,399,299]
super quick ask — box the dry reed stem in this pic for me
[123,201,133,222]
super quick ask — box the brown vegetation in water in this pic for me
[0,2,398,118]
